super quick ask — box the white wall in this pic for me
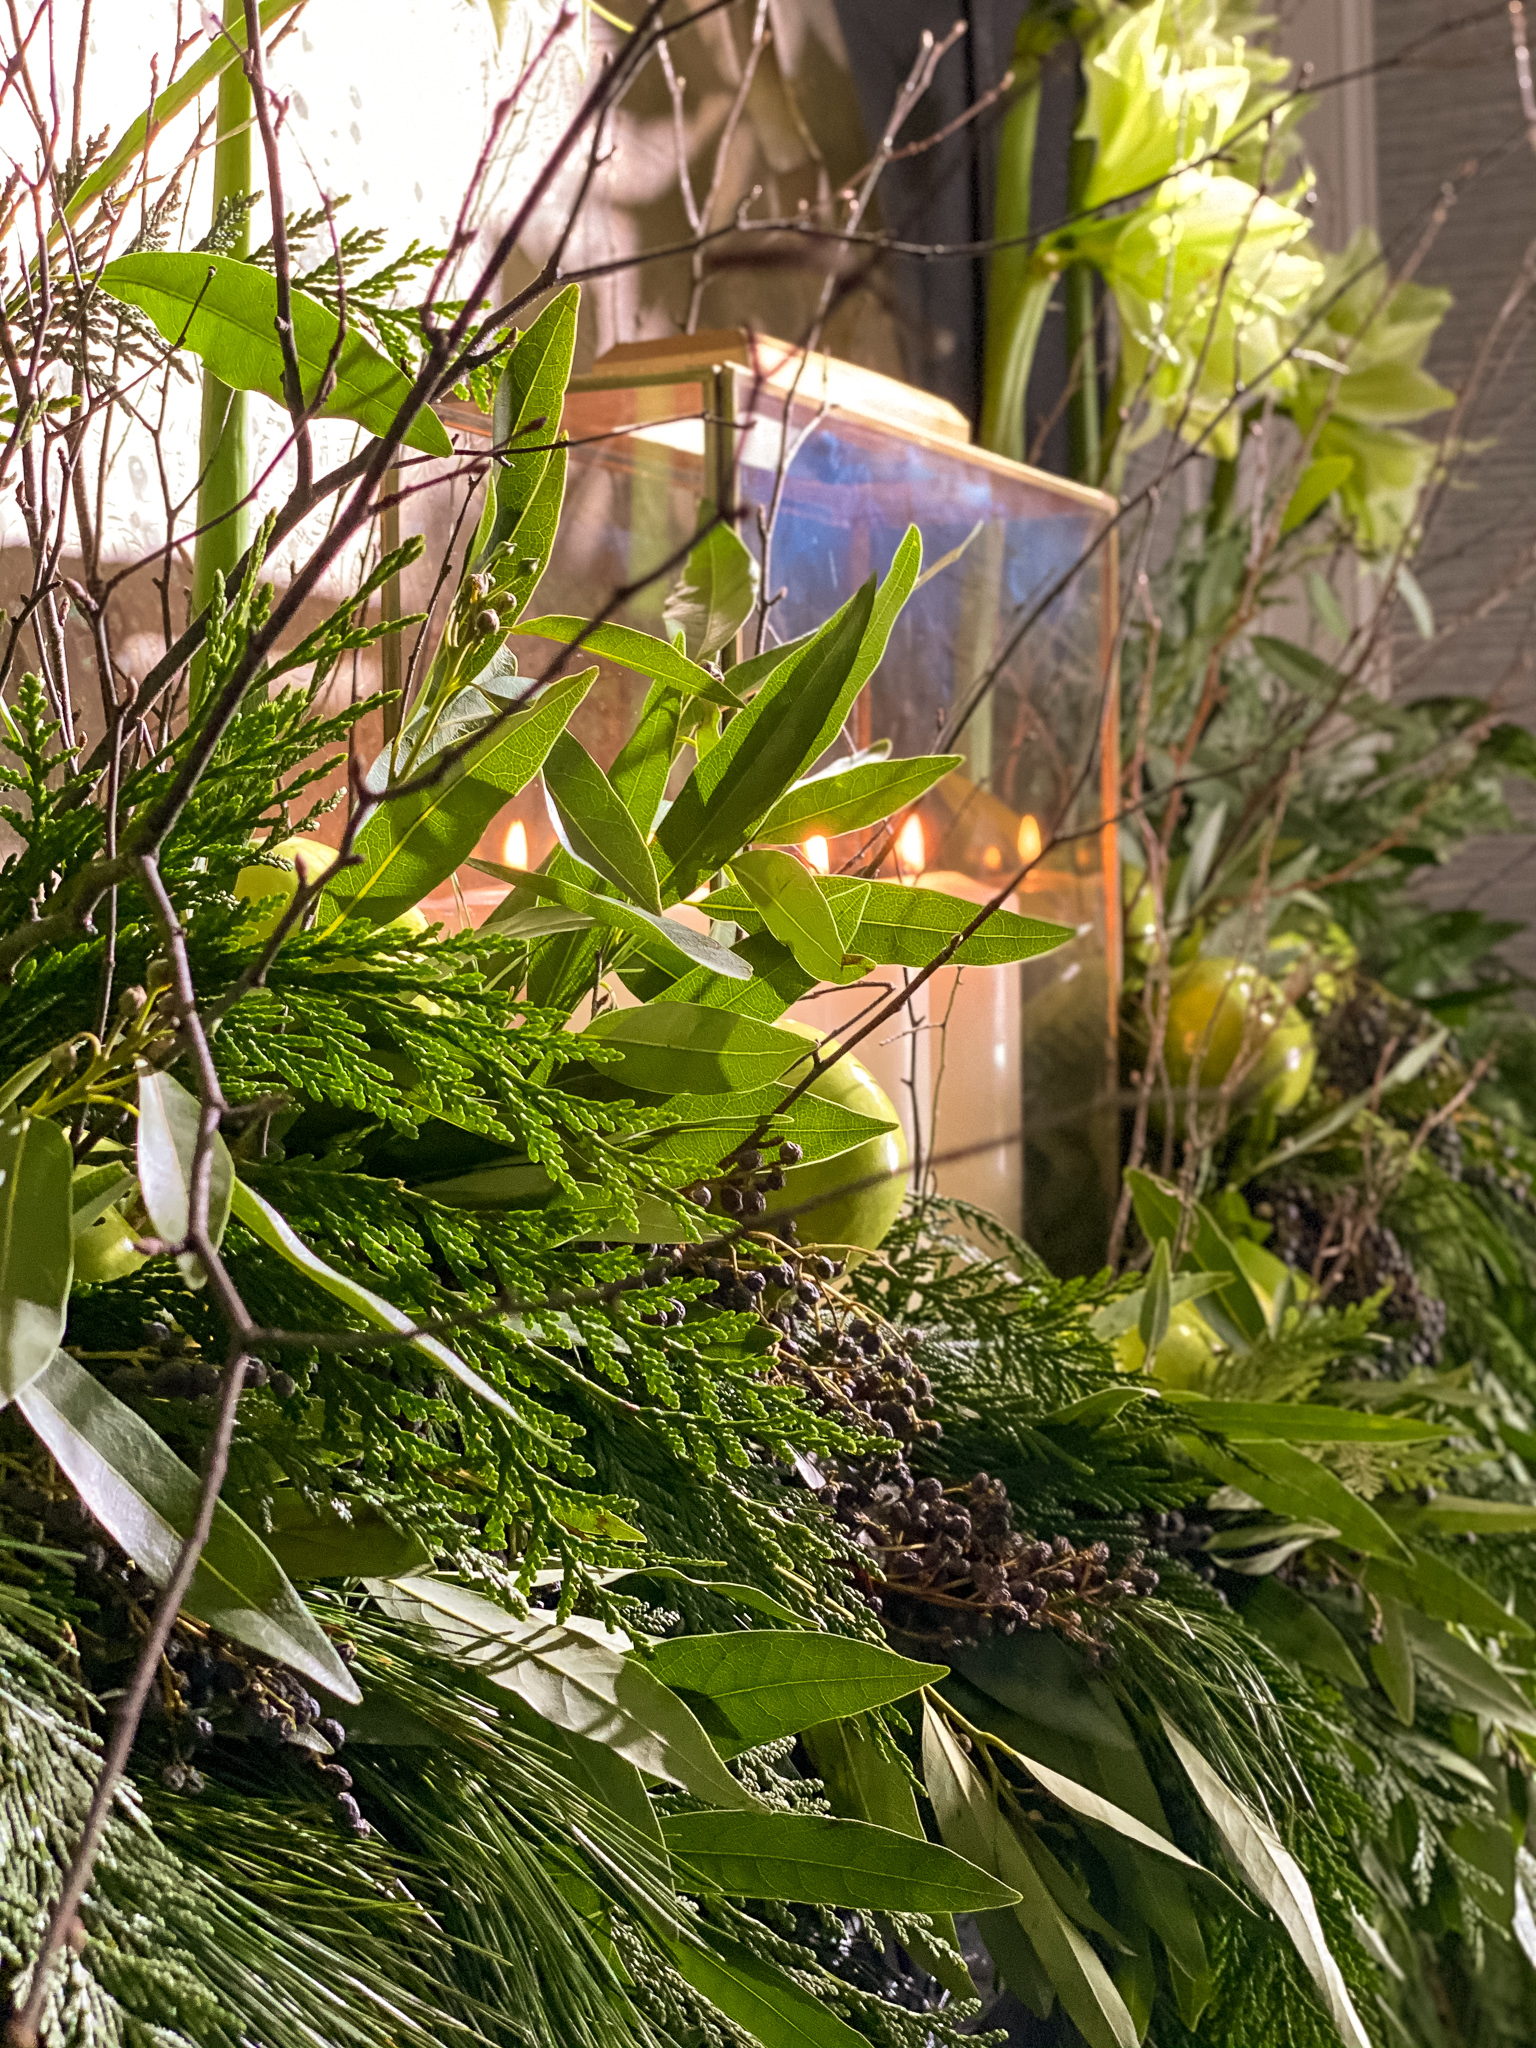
[1277,0,1379,246]
[0,2,585,585]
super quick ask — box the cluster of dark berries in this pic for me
[0,1469,89,1546]
[1425,1119,1464,1183]
[683,1137,803,1220]
[103,1323,295,1402]
[1315,986,1449,1100]
[1255,1186,1444,1374]
[27,1513,368,1831]
[1463,1117,1536,1210]
[153,1628,365,1830]
[1140,1509,1229,1603]
[633,1240,936,1441]
[764,1278,937,1443]
[833,1460,1157,1655]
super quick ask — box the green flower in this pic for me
[1080,170,1320,458]
[1065,0,1319,459]
[1079,1,1254,210]
[1285,228,1454,553]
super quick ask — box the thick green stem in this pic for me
[1064,136,1101,487]
[189,0,253,716]
[1206,455,1239,537]
[979,59,1048,461]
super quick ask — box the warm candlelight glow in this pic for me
[1016,813,1043,864]
[502,819,529,869]
[804,835,831,875]
[983,844,1002,871]
[895,813,926,880]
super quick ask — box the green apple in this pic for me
[1114,1302,1223,1388]
[1163,956,1316,1115]
[760,1024,910,1251]
[234,836,430,942]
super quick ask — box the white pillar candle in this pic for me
[916,872,1024,1231]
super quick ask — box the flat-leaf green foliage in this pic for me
[98,252,452,455]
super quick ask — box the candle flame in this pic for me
[983,844,1002,871]
[895,813,926,880]
[502,819,529,869]
[1016,813,1042,865]
[803,835,830,875]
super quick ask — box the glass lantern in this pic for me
[434,331,1120,1268]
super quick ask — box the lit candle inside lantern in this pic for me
[502,818,529,869]
[895,812,926,881]
[918,863,1024,1229]
[1017,812,1043,865]
[804,835,831,875]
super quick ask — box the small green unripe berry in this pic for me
[474,608,502,638]
[117,984,148,1017]
[49,1042,77,1077]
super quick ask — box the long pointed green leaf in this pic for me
[1383,1492,1536,1536]
[1369,1595,1416,1724]
[662,1809,1019,1911]
[646,1632,945,1756]
[373,1573,752,1807]
[512,616,738,704]
[473,859,749,979]
[779,878,1071,969]
[923,1704,1137,2048]
[802,1714,924,1837]
[798,527,922,768]
[730,849,853,983]
[1242,1578,1368,1690]
[99,255,450,456]
[756,753,962,844]
[579,1003,809,1096]
[254,1488,432,1582]
[987,1734,1209,1874]
[542,731,662,913]
[319,670,594,929]
[656,581,878,895]
[1399,1607,1536,1733]
[1360,1545,1532,1639]
[1018,1827,1136,1952]
[1161,1393,1444,1445]
[609,680,691,832]
[1161,1714,1371,2048]
[18,1351,358,1701]
[663,519,759,659]
[1245,1028,1450,1181]
[620,1082,891,1175]
[137,1069,234,1290]
[1125,1171,1268,1345]
[1139,1240,1172,1357]
[801,1714,974,1999]
[230,1180,530,1428]
[0,1116,73,1405]
[473,286,578,574]
[1176,1433,1408,1562]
